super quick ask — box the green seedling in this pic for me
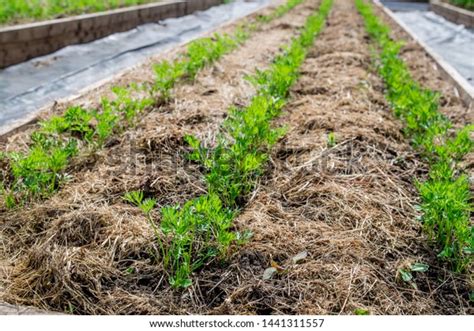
[354,308,370,315]
[5,138,78,202]
[111,86,153,124]
[153,60,185,101]
[327,132,336,147]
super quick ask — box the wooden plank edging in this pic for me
[430,0,474,28]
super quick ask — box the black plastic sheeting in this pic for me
[381,1,474,85]
[0,0,270,133]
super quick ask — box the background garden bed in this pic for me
[431,0,474,27]
[0,0,223,68]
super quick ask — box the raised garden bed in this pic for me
[431,0,474,27]
[0,0,161,26]
[0,0,223,68]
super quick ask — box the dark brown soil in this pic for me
[0,0,471,315]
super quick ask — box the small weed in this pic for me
[327,131,336,147]
[398,262,429,289]
[354,308,370,315]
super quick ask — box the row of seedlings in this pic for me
[124,0,334,288]
[355,0,473,272]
